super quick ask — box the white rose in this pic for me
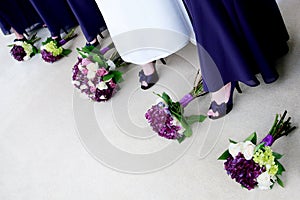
[96,81,108,90]
[257,172,272,190]
[80,85,88,90]
[88,80,94,86]
[72,80,80,86]
[87,71,96,80]
[106,59,116,70]
[13,41,23,46]
[228,142,243,158]
[78,63,83,71]
[242,141,256,160]
[86,62,98,72]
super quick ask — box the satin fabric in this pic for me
[183,0,289,91]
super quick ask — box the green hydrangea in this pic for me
[44,41,63,56]
[253,146,278,176]
[22,42,33,56]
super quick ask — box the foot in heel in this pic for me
[139,62,159,90]
[207,82,241,119]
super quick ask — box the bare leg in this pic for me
[207,82,231,118]
[12,28,25,40]
[141,62,155,87]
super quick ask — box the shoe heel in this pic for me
[160,58,166,65]
[99,32,104,39]
[235,82,242,93]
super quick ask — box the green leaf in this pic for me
[32,46,38,54]
[218,150,230,160]
[42,37,54,45]
[161,92,172,105]
[254,143,265,152]
[177,135,186,143]
[229,139,237,144]
[277,176,284,187]
[273,152,284,160]
[182,118,192,137]
[244,132,257,144]
[62,49,72,56]
[7,44,14,47]
[275,160,286,175]
[102,74,114,82]
[110,70,123,83]
[185,115,206,125]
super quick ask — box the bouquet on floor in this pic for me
[145,71,207,143]
[218,111,296,190]
[40,29,77,63]
[8,33,40,61]
[72,43,126,102]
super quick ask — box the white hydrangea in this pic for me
[257,172,272,190]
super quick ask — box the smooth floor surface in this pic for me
[1,1,300,199]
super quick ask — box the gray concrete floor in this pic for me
[0,0,299,199]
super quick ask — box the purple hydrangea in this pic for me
[224,153,266,190]
[10,45,26,61]
[41,50,61,63]
[72,58,82,81]
[94,84,115,102]
[145,103,183,140]
[72,58,117,102]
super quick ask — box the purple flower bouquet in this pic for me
[72,44,126,102]
[218,111,296,190]
[40,29,77,63]
[145,73,207,143]
[8,33,40,61]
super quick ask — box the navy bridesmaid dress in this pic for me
[66,0,106,43]
[183,0,289,92]
[0,0,42,35]
[29,0,78,37]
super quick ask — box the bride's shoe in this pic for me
[208,82,242,119]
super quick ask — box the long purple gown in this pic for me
[66,0,106,43]
[29,0,78,37]
[183,0,289,92]
[0,0,42,35]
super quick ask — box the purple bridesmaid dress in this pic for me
[183,0,289,91]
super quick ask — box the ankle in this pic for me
[211,83,231,104]
[142,62,155,75]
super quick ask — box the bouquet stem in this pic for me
[261,110,296,146]
[179,94,194,108]
[59,28,78,46]
[179,70,207,108]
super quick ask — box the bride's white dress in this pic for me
[96,0,195,65]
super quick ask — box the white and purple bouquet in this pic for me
[145,73,207,143]
[40,29,77,63]
[218,111,296,190]
[72,44,126,102]
[8,33,40,61]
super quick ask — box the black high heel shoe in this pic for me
[138,62,159,90]
[85,39,100,48]
[208,82,242,119]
